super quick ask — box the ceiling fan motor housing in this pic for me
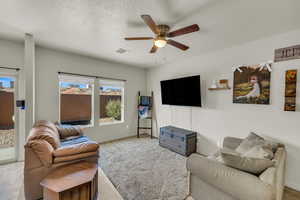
[157,25,170,37]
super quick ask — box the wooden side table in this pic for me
[40,162,98,200]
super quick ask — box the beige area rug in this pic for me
[100,137,189,200]
[0,162,123,200]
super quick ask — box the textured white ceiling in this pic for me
[0,0,299,68]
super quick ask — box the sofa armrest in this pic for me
[53,141,99,157]
[223,137,243,150]
[187,154,275,200]
[56,125,83,140]
[259,167,276,185]
[25,139,54,167]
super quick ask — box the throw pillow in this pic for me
[235,132,265,154]
[243,145,274,160]
[220,148,274,175]
[263,140,281,153]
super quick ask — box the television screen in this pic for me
[160,75,201,107]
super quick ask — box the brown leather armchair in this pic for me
[24,120,99,200]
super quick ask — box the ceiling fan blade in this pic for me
[167,40,189,51]
[150,45,158,53]
[125,37,153,40]
[167,24,200,38]
[141,15,158,34]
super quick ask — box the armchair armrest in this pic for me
[25,139,54,167]
[53,141,99,157]
[223,137,243,150]
[187,154,275,200]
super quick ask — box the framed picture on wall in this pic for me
[284,69,297,111]
[233,65,271,104]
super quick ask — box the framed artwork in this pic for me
[284,70,297,111]
[233,65,271,104]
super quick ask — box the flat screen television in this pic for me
[160,75,201,107]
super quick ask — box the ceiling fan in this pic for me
[125,15,200,53]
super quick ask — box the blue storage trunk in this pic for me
[159,126,197,157]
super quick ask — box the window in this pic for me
[59,75,94,126]
[99,79,125,125]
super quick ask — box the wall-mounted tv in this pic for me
[160,75,201,107]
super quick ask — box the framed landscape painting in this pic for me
[233,65,271,104]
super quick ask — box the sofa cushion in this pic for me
[220,148,274,175]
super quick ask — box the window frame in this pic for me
[58,75,95,128]
[99,79,125,126]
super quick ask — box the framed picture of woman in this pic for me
[233,65,271,104]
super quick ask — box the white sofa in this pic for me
[187,137,286,200]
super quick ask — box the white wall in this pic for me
[147,29,300,190]
[35,47,146,142]
[0,39,23,68]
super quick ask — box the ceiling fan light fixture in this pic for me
[125,15,199,53]
[154,38,167,48]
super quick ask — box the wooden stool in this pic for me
[40,162,98,200]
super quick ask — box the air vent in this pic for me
[116,48,127,54]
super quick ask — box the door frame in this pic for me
[0,71,19,164]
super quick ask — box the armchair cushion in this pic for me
[60,136,90,146]
[34,120,59,134]
[56,124,83,140]
[27,127,61,149]
[53,141,99,157]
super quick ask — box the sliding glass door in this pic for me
[0,74,17,163]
